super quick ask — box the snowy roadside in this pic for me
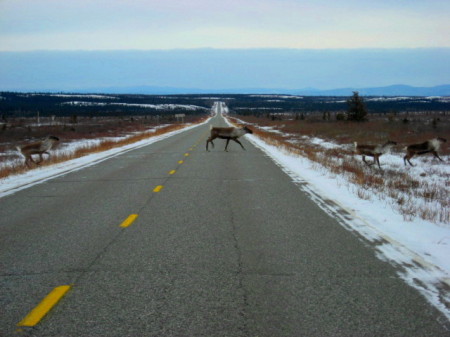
[224,115,450,321]
[0,124,172,171]
[0,118,210,198]
[245,134,450,273]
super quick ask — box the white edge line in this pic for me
[223,113,450,323]
[0,118,211,198]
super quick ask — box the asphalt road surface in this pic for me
[1,103,449,336]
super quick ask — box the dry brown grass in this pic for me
[237,115,450,154]
[0,116,208,179]
[229,115,449,224]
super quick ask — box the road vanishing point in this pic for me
[1,103,449,336]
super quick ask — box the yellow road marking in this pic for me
[184,153,189,157]
[169,170,176,175]
[189,148,194,151]
[153,185,164,192]
[119,214,139,228]
[18,285,72,327]
[178,160,184,164]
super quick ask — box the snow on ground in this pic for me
[61,101,209,111]
[246,134,450,270]
[0,119,209,198]
[234,107,283,110]
[19,93,118,99]
[53,124,172,157]
[366,96,411,102]
[234,119,450,270]
[225,116,450,321]
[322,96,450,103]
[258,126,285,135]
[1,110,449,320]
[0,125,172,171]
[249,95,304,99]
[303,136,341,149]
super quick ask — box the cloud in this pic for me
[1,0,449,51]
[1,49,449,91]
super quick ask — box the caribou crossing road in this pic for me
[1,103,448,337]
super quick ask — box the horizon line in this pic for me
[2,47,450,53]
[2,83,449,93]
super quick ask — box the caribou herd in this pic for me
[206,124,447,168]
[354,137,447,168]
[14,124,447,170]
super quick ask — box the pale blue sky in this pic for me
[1,49,449,91]
[1,1,449,91]
[1,0,449,50]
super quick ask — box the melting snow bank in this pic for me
[245,133,450,322]
[0,119,210,198]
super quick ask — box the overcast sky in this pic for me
[1,0,449,50]
[0,1,449,91]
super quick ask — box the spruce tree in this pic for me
[347,91,368,121]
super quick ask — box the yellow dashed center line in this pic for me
[17,142,206,330]
[119,214,139,228]
[153,185,164,192]
[18,285,72,327]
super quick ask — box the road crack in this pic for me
[227,189,251,337]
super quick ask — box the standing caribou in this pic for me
[354,140,397,169]
[17,135,60,167]
[403,137,447,166]
[206,125,253,151]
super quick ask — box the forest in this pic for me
[1,92,449,119]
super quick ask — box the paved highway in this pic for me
[1,103,448,336]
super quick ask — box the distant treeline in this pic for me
[1,92,449,118]
[0,92,215,118]
[224,95,450,115]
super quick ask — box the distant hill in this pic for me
[74,84,450,96]
[2,49,449,95]
[296,84,450,96]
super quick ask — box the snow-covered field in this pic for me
[249,95,303,99]
[17,93,118,99]
[61,101,209,111]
